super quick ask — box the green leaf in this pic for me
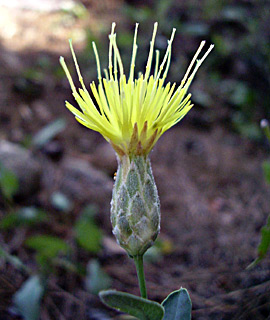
[180,22,209,37]
[85,260,112,295]
[53,257,79,274]
[233,115,262,141]
[261,119,270,143]
[26,235,70,264]
[11,275,45,320]
[74,206,101,253]
[248,216,270,269]
[0,213,19,229]
[143,246,162,263]
[32,118,66,148]
[0,246,29,273]
[262,161,270,185]
[50,192,73,211]
[162,288,192,320]
[258,216,270,257]
[99,290,164,320]
[19,207,47,222]
[0,164,19,199]
[74,219,102,253]
[0,207,47,229]
[62,2,88,19]
[80,204,97,220]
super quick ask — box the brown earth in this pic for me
[0,2,270,320]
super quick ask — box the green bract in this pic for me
[111,155,160,256]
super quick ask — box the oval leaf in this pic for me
[50,192,73,211]
[0,163,19,199]
[26,235,70,259]
[263,161,270,185]
[99,290,164,320]
[162,288,192,320]
[85,260,112,295]
[11,275,44,320]
[74,219,102,253]
[248,215,270,269]
[32,118,66,148]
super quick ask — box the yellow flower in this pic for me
[60,22,213,157]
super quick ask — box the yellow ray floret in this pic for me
[60,22,214,156]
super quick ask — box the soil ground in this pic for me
[0,1,270,319]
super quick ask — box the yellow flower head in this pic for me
[60,22,213,157]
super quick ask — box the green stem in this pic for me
[133,255,147,299]
[263,125,270,143]
[261,119,270,143]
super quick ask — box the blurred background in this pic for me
[1,0,270,319]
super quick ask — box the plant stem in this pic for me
[133,255,147,299]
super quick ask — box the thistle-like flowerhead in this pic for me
[60,23,213,157]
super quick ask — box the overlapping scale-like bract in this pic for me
[111,155,160,256]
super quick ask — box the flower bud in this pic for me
[111,155,160,257]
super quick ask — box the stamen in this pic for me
[198,44,215,65]
[144,22,158,81]
[129,23,139,82]
[59,56,77,94]
[180,41,205,88]
[109,22,116,80]
[154,50,160,79]
[92,41,102,84]
[111,34,124,77]
[112,35,118,80]
[162,37,173,80]
[183,43,214,90]
[156,28,176,80]
[69,39,88,92]
[104,69,109,81]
